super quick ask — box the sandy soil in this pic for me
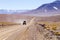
[0,18,59,40]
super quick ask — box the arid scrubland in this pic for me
[0,15,60,40]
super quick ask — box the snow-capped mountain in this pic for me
[36,0,60,12]
[0,0,60,14]
[20,0,60,16]
[0,9,27,14]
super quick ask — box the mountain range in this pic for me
[20,0,60,16]
[0,9,28,14]
[36,0,60,12]
[0,0,60,15]
[0,0,60,14]
[0,0,60,23]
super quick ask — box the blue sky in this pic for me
[0,0,55,10]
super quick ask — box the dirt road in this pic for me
[0,18,35,40]
[0,25,28,40]
[0,17,58,40]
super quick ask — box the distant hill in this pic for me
[0,0,60,14]
[20,0,60,16]
[0,0,60,23]
[36,0,60,12]
[0,9,28,14]
[0,14,60,22]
